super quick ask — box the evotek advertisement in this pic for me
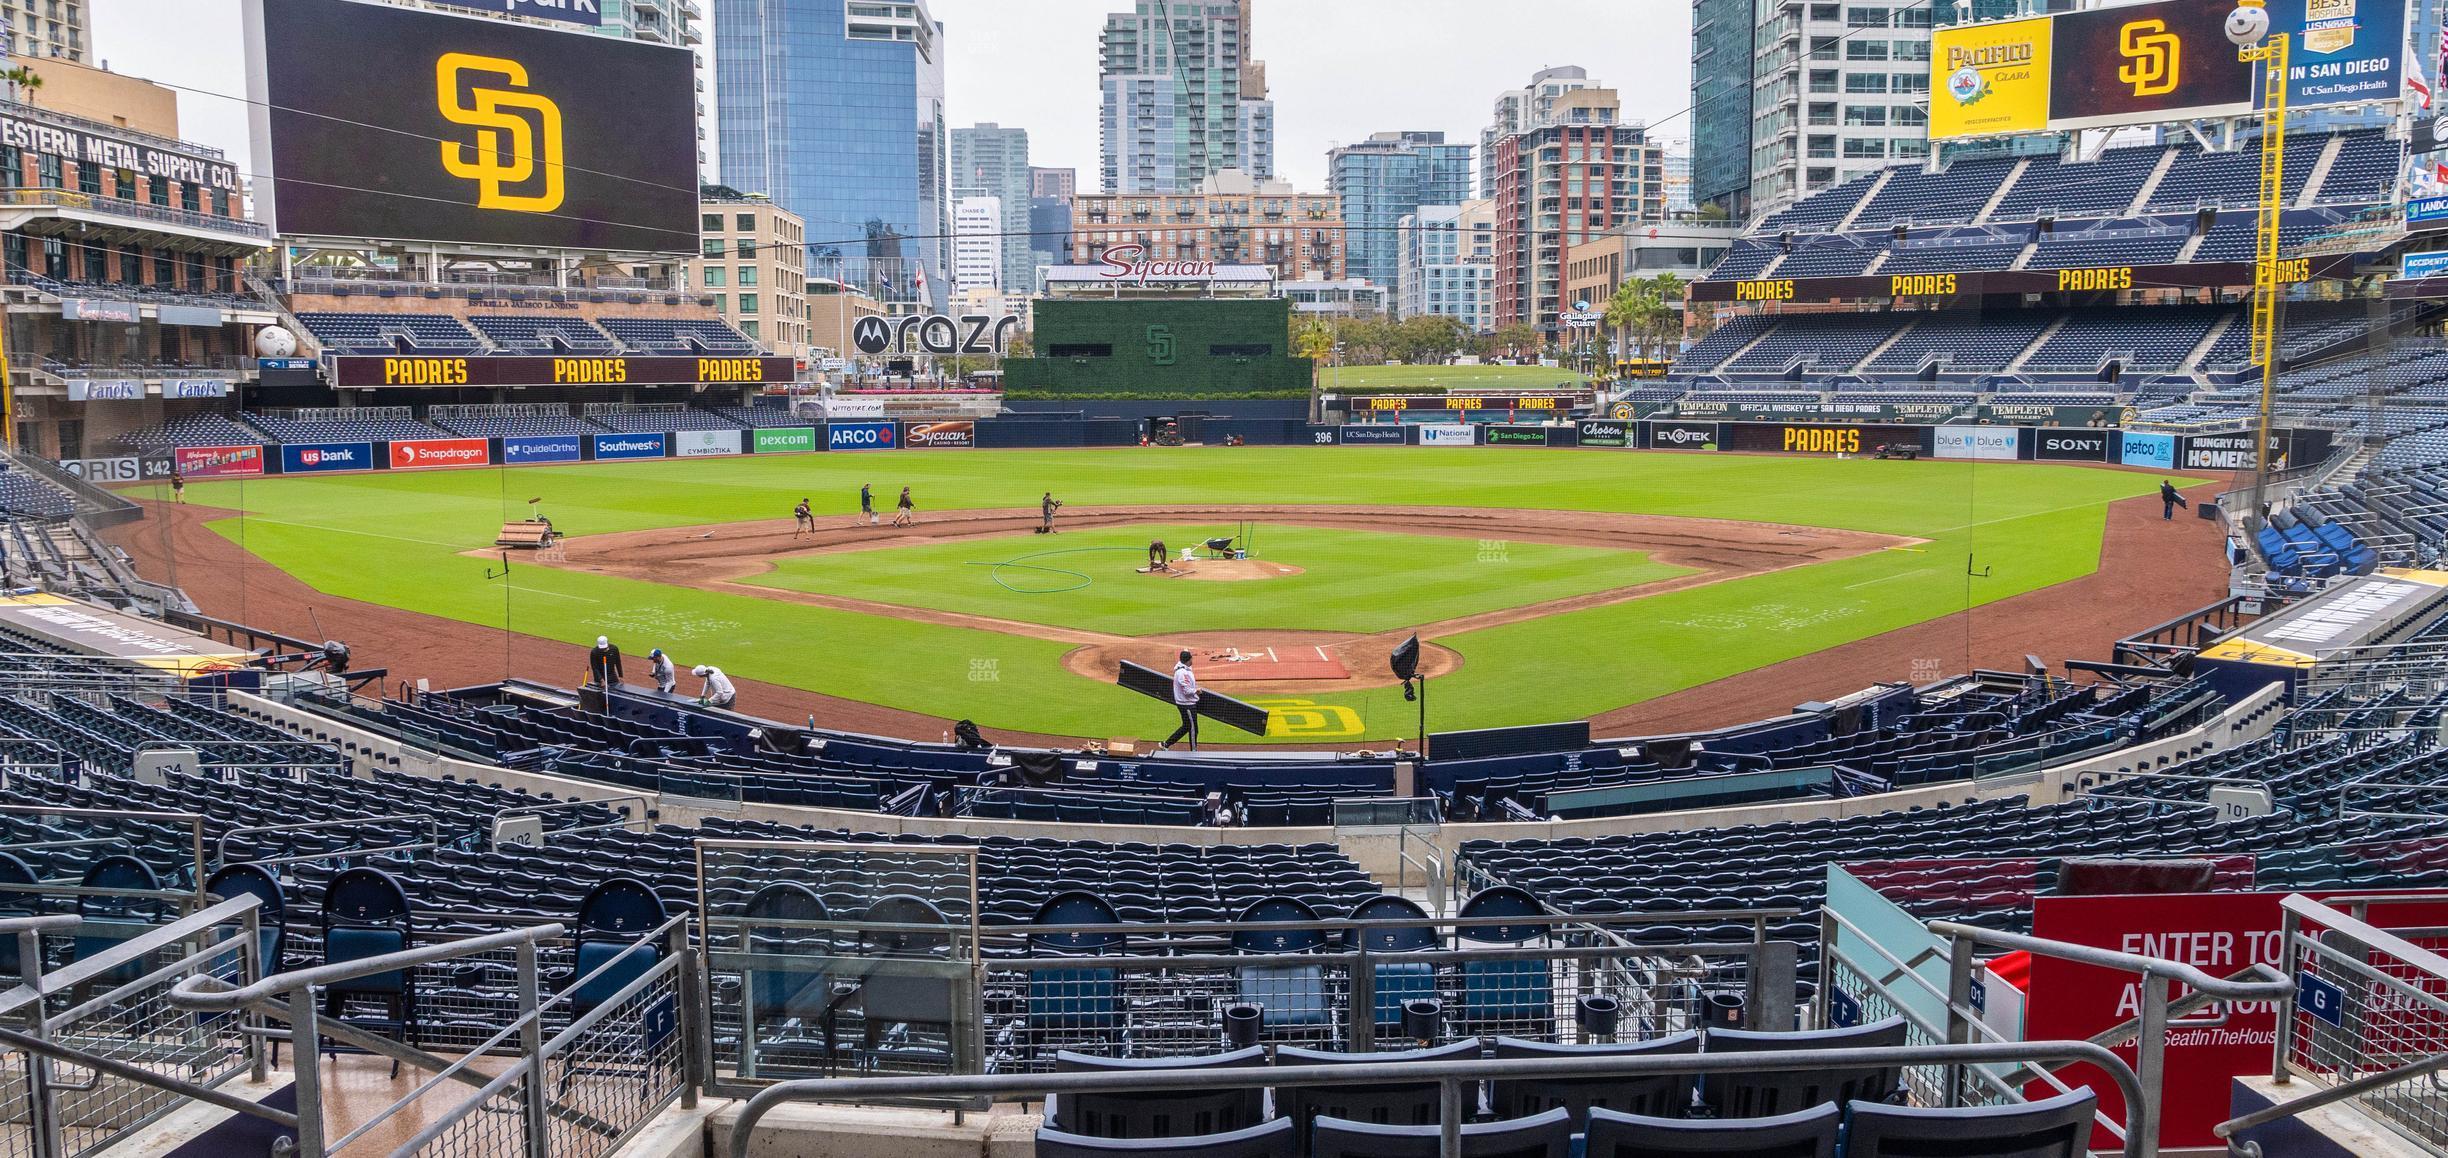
[245,0,698,253]
[501,435,582,465]
[332,355,793,389]
[827,422,899,451]
[1645,421,1720,451]
[591,433,666,461]
[280,442,375,474]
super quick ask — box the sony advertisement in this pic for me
[245,0,699,253]
[2033,429,2111,461]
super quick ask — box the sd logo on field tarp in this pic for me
[1247,698,1363,738]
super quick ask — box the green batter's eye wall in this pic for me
[1002,298,1317,395]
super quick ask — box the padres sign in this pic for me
[248,0,699,253]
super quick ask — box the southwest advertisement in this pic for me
[590,433,667,461]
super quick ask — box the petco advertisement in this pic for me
[1416,423,1477,446]
[904,421,976,449]
[1576,420,1630,448]
[1932,427,2022,461]
[501,435,582,465]
[388,438,490,470]
[674,430,744,458]
[827,422,898,451]
[2118,431,2177,469]
[590,433,667,461]
[280,442,374,474]
[173,445,265,479]
[1338,424,1407,445]
[752,427,817,454]
[2034,429,2109,462]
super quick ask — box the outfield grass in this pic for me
[149,449,2186,740]
[1327,364,1589,393]
[752,524,1689,636]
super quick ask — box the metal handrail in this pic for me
[727,1041,2152,1158]
[1927,921,2299,1002]
[167,921,568,1013]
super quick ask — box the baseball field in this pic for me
[121,448,2204,743]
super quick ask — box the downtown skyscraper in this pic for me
[1098,0,1275,194]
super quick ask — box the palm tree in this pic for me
[4,67,42,107]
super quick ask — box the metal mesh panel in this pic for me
[2288,924,2448,1151]
[0,1047,34,1158]
[405,1076,532,1158]
[48,932,250,1158]
[541,959,687,1158]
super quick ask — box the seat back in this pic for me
[204,863,286,974]
[1489,1033,1701,1122]
[1031,892,1124,1031]
[1583,1103,1841,1158]
[1843,1089,2097,1158]
[1310,1105,1573,1158]
[1700,1016,1908,1117]
[74,856,163,979]
[322,867,411,996]
[1275,1040,1483,1137]
[1050,1047,1267,1138]
[1034,1116,1296,1158]
[743,882,830,1019]
[0,852,35,976]
[859,894,955,1025]
[571,877,666,1011]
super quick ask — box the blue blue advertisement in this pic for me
[502,435,582,465]
[279,441,373,474]
[827,421,899,451]
[2118,431,2177,470]
[591,433,667,461]
[2264,0,2404,110]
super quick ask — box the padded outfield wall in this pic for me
[1002,298,1315,394]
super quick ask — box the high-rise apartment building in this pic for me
[1098,0,1274,193]
[1400,199,1496,333]
[1488,88,1665,333]
[1743,0,1934,216]
[1031,167,1077,201]
[0,0,83,63]
[950,124,1034,297]
[715,0,948,308]
[1480,66,1594,199]
[1688,0,1754,220]
[951,194,1003,295]
[693,189,808,356]
[1070,169,1342,283]
[1326,131,1473,311]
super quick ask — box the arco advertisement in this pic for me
[904,421,976,449]
[827,422,898,451]
[751,427,817,454]
[280,442,375,474]
[173,445,265,479]
[674,429,744,458]
[501,435,582,465]
[590,433,667,461]
[1932,427,2023,461]
[388,438,491,470]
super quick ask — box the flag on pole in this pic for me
[2413,49,2435,108]
[912,261,932,306]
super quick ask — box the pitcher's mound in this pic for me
[1147,558,1303,582]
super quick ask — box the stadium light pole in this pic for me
[2230,0,2287,521]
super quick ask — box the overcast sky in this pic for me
[93,0,1694,191]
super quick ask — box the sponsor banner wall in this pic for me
[2118,431,2178,469]
[60,457,142,483]
[502,434,582,465]
[903,420,977,449]
[826,421,899,451]
[751,426,818,454]
[331,354,795,389]
[1576,420,1631,448]
[1645,420,1720,450]
[2182,432,2281,471]
[1416,423,1477,446]
[1338,424,1409,445]
[2032,428,2110,462]
[590,433,667,461]
[174,445,265,479]
[1480,424,1553,447]
[387,438,490,470]
[279,441,376,474]
[1932,426,2023,461]
[673,429,743,458]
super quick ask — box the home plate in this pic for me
[1192,645,1350,681]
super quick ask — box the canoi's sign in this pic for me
[1097,242,1217,285]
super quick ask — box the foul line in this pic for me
[1844,568,1931,591]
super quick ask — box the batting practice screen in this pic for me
[243,0,700,254]
[1002,299,1315,395]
